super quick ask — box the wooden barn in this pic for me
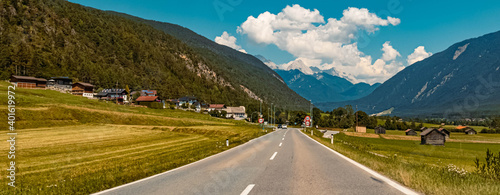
[374,126,386,134]
[405,129,417,136]
[421,128,446,145]
[355,126,366,133]
[10,75,47,89]
[438,128,450,138]
[465,128,477,135]
[72,82,94,98]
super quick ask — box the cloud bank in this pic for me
[237,5,430,84]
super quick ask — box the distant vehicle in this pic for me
[278,124,282,128]
[282,125,287,129]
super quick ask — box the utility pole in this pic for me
[271,103,274,126]
[355,105,358,131]
[115,81,119,105]
[310,100,313,128]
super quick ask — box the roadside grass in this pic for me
[304,129,500,195]
[0,81,270,194]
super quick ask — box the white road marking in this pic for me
[300,131,419,195]
[91,131,278,195]
[282,138,284,140]
[279,143,282,147]
[270,152,278,160]
[240,184,255,195]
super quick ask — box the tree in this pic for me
[190,104,196,110]
[181,103,189,109]
[125,85,130,103]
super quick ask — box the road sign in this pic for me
[305,116,311,121]
[258,118,264,124]
[305,121,311,127]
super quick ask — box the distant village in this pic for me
[9,75,248,120]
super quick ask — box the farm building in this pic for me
[47,77,73,92]
[10,75,47,89]
[355,126,366,133]
[72,82,94,98]
[224,106,247,120]
[421,128,446,145]
[405,129,417,136]
[374,126,386,134]
[438,128,450,138]
[465,128,477,135]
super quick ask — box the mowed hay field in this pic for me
[0,82,267,194]
[308,129,500,194]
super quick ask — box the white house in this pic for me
[224,106,247,120]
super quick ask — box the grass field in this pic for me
[306,128,500,194]
[0,82,269,194]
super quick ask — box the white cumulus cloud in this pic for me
[237,5,403,84]
[381,41,401,61]
[407,46,432,65]
[215,31,247,53]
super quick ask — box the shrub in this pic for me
[474,149,500,180]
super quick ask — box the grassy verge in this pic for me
[303,128,500,195]
[0,82,271,194]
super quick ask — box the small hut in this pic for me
[374,126,386,134]
[355,126,366,133]
[405,129,417,136]
[421,128,446,145]
[465,128,477,135]
[438,128,450,138]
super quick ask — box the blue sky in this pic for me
[68,0,500,83]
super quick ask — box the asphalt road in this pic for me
[94,128,417,195]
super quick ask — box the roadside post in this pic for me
[331,134,334,144]
[226,139,229,147]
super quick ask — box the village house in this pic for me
[465,128,477,135]
[135,96,159,106]
[95,89,128,104]
[72,82,94,98]
[405,129,417,136]
[10,75,47,89]
[207,104,226,112]
[178,96,197,107]
[47,77,73,92]
[374,126,386,134]
[421,128,446,145]
[224,106,247,120]
[139,90,157,96]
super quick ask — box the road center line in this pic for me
[279,142,282,147]
[270,152,278,160]
[240,184,255,195]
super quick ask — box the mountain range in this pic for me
[256,56,380,103]
[317,30,500,118]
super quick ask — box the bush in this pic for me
[474,149,500,180]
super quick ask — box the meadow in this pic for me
[307,128,500,195]
[0,82,268,194]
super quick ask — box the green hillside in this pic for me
[0,81,269,194]
[0,0,309,110]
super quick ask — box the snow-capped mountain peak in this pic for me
[285,59,314,75]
